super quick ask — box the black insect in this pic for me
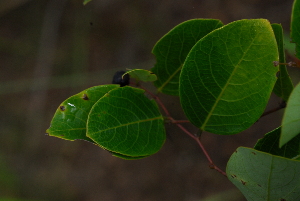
[112,71,130,87]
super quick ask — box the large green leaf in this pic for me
[255,127,300,159]
[151,19,223,96]
[272,24,294,101]
[46,85,119,142]
[227,147,300,201]
[179,19,279,135]
[87,86,166,158]
[280,83,300,147]
[291,0,300,59]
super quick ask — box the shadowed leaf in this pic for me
[272,23,293,101]
[152,19,223,95]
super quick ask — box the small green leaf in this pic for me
[280,83,300,147]
[124,69,157,82]
[254,127,300,159]
[291,0,300,59]
[227,147,300,201]
[46,85,119,141]
[272,23,294,101]
[151,19,223,95]
[179,19,279,135]
[83,0,92,5]
[87,86,166,159]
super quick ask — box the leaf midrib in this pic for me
[201,30,258,130]
[88,116,163,135]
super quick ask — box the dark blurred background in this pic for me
[0,0,298,200]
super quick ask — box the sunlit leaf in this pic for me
[280,83,300,147]
[152,19,223,95]
[254,127,300,159]
[46,85,119,142]
[87,86,166,159]
[272,24,294,101]
[179,19,279,135]
[124,69,157,82]
[291,0,300,59]
[227,147,300,201]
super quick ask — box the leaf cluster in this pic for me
[49,0,300,200]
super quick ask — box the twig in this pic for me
[138,84,227,176]
[260,101,286,118]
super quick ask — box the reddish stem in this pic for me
[138,84,227,177]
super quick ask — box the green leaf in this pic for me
[291,0,300,59]
[46,85,119,142]
[179,19,279,135]
[254,127,300,159]
[83,0,92,5]
[280,83,300,147]
[272,24,294,101]
[151,19,223,96]
[124,69,157,82]
[227,147,300,201]
[87,86,166,159]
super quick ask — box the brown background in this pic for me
[0,0,298,200]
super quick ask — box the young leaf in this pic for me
[227,147,300,201]
[87,86,166,159]
[124,69,157,82]
[151,19,223,96]
[254,127,300,159]
[280,83,300,147]
[272,23,294,101]
[46,85,119,142]
[179,19,279,135]
[291,0,300,59]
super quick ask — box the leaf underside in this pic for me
[152,19,223,96]
[179,19,279,135]
[227,147,300,201]
[280,83,300,147]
